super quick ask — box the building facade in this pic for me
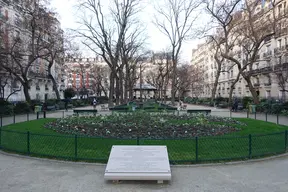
[191,0,288,100]
[0,0,65,102]
[64,57,109,97]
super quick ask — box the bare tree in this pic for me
[76,0,141,106]
[90,65,110,97]
[0,0,56,103]
[205,0,288,105]
[43,18,65,100]
[120,26,147,103]
[146,51,172,101]
[154,0,200,104]
[0,70,22,101]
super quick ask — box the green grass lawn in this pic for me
[1,118,287,163]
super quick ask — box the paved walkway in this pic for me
[0,152,287,192]
[2,104,288,126]
[184,104,288,126]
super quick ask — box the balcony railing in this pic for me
[254,83,260,87]
[264,83,271,87]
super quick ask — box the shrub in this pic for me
[55,101,65,110]
[96,96,109,104]
[271,103,282,114]
[0,104,13,116]
[46,99,57,106]
[0,99,10,107]
[242,97,253,109]
[64,88,76,99]
[14,102,31,114]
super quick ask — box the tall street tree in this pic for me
[154,0,201,104]
[76,0,142,106]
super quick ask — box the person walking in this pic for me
[93,98,97,109]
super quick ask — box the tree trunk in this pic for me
[23,83,31,104]
[244,76,259,104]
[48,74,61,100]
[108,71,115,107]
[124,64,129,103]
[211,69,221,101]
[119,71,124,104]
[171,60,177,104]
[140,64,143,102]
[115,76,120,105]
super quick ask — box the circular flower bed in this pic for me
[45,113,246,139]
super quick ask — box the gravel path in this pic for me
[0,152,288,192]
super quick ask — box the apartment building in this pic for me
[0,0,65,101]
[64,57,109,97]
[191,0,288,100]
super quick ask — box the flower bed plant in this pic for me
[45,113,245,139]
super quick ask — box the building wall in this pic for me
[64,57,109,97]
[190,0,288,100]
[0,0,65,102]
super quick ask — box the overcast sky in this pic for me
[51,0,203,62]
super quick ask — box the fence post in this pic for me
[27,113,29,121]
[27,131,30,155]
[195,137,199,163]
[285,130,287,152]
[265,112,267,122]
[230,109,232,118]
[247,110,249,118]
[43,111,46,119]
[36,112,39,119]
[0,128,2,149]
[13,113,16,124]
[0,115,2,127]
[137,137,140,145]
[74,135,78,160]
[248,134,252,159]
[277,114,279,125]
[62,111,64,118]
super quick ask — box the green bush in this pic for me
[0,99,10,106]
[64,88,76,99]
[46,99,57,106]
[55,101,65,110]
[242,97,253,109]
[13,102,31,114]
[218,102,228,108]
[0,104,13,116]
[271,103,282,114]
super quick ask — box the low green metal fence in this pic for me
[0,129,287,164]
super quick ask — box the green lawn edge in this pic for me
[0,118,287,164]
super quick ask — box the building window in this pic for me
[266,90,271,98]
[278,39,282,48]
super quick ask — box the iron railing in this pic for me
[0,128,287,164]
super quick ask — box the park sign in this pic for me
[104,145,171,183]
